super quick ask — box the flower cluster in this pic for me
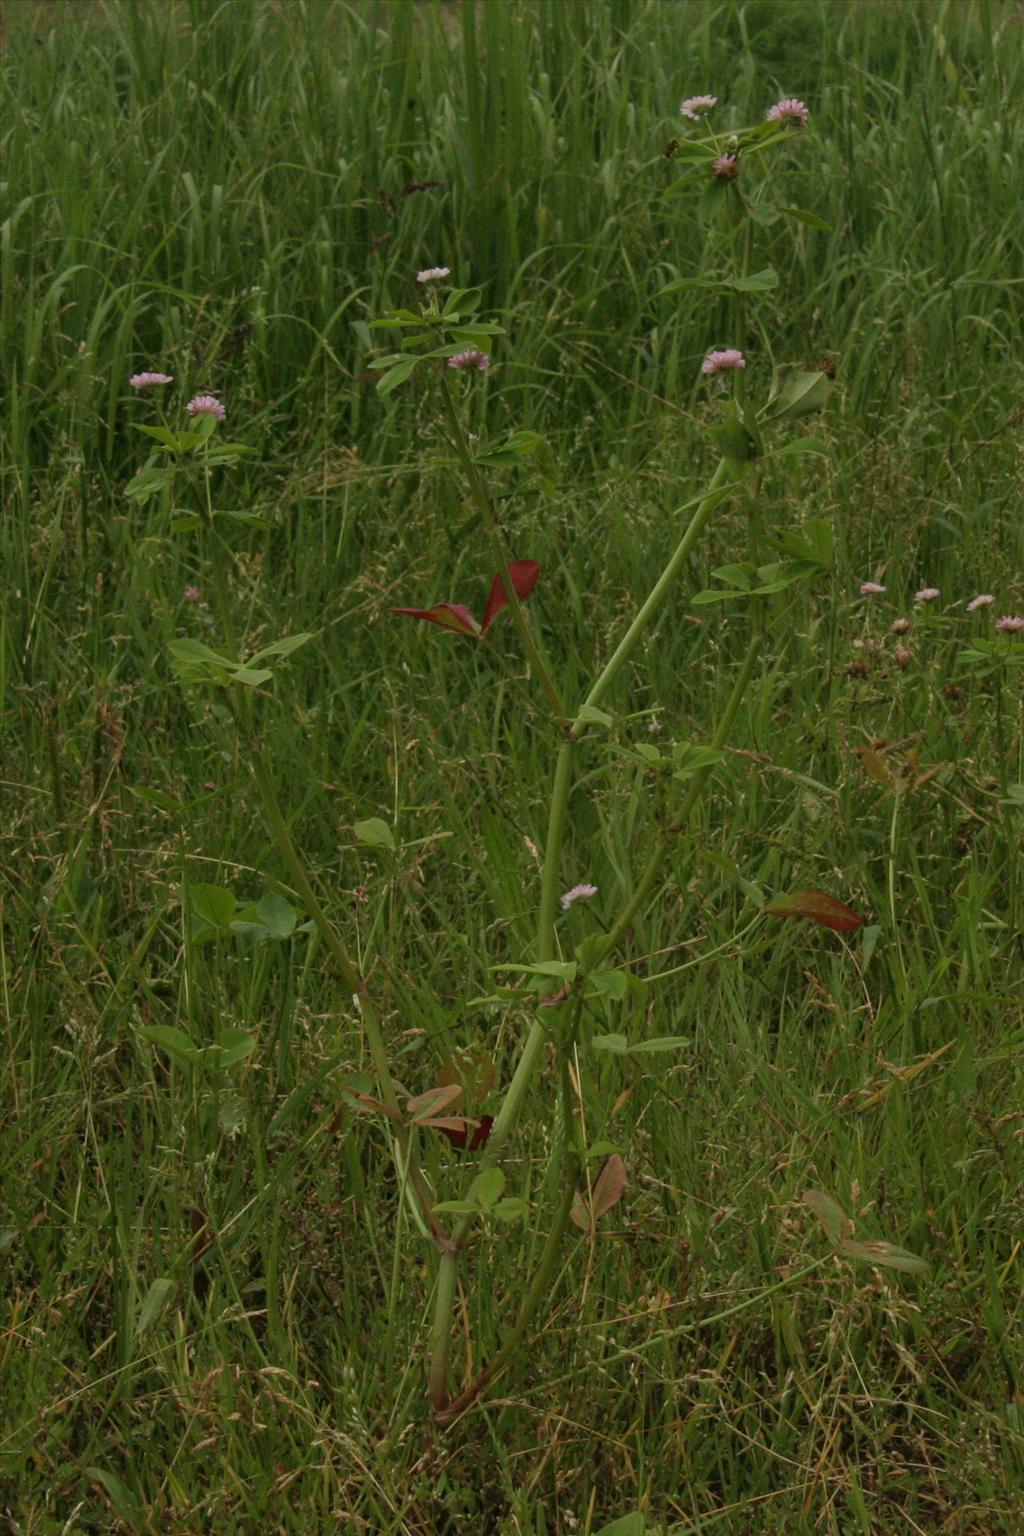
[417,266,450,283]
[560,883,598,912]
[186,394,227,421]
[767,98,809,127]
[680,94,716,121]
[701,349,746,375]
[130,371,173,389]
[447,349,490,372]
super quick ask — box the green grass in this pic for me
[2,1,1023,1532]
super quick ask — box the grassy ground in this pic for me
[2,1,1023,1532]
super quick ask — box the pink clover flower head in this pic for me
[702,348,746,376]
[186,394,226,421]
[560,882,598,912]
[995,614,1024,633]
[130,371,173,389]
[914,586,940,603]
[417,266,450,283]
[894,646,912,668]
[447,348,490,371]
[680,94,717,121]
[183,585,201,603]
[767,97,809,127]
[965,594,994,612]
[859,581,886,595]
[890,617,911,635]
[712,153,739,181]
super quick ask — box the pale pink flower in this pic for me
[894,646,912,669]
[447,349,490,371]
[130,371,173,389]
[712,153,739,180]
[965,594,994,612]
[417,266,450,282]
[859,581,886,595]
[914,587,940,603]
[560,883,598,912]
[995,615,1024,633]
[680,94,717,121]
[702,348,746,375]
[183,586,201,603]
[647,718,662,734]
[186,394,226,421]
[890,618,911,635]
[767,98,809,128]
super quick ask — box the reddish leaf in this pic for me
[435,1114,494,1152]
[591,1153,627,1220]
[763,889,864,932]
[480,561,541,636]
[405,1083,464,1122]
[570,1153,628,1230]
[469,1114,494,1151]
[389,602,479,637]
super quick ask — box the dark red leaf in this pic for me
[469,1114,494,1151]
[389,602,479,637]
[480,561,541,636]
[435,1122,468,1150]
[763,889,864,933]
[434,1114,494,1152]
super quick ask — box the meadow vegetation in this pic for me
[2,1,1023,1532]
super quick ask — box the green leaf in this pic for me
[443,285,482,317]
[86,1468,139,1516]
[431,1199,480,1216]
[803,1189,854,1245]
[779,204,830,231]
[628,1035,690,1054]
[769,370,832,421]
[575,703,615,730]
[777,517,833,567]
[709,403,759,467]
[731,266,779,293]
[839,1238,930,1275]
[660,266,777,297]
[772,436,830,460]
[246,633,314,666]
[137,1277,174,1336]
[354,817,396,851]
[170,511,204,532]
[492,1197,529,1224]
[133,424,184,450]
[124,465,176,503]
[589,970,630,1001]
[594,1515,646,1536]
[672,744,724,777]
[189,884,237,929]
[490,959,578,983]
[139,1024,199,1068]
[254,893,299,937]
[167,637,235,685]
[211,1027,257,1068]
[471,1167,506,1213]
[376,357,420,396]
[710,563,756,590]
[592,1033,630,1055]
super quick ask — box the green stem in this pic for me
[425,463,739,1411]
[244,733,450,1251]
[426,737,576,1406]
[437,374,566,724]
[590,629,763,968]
[435,1053,579,1424]
[575,458,732,728]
